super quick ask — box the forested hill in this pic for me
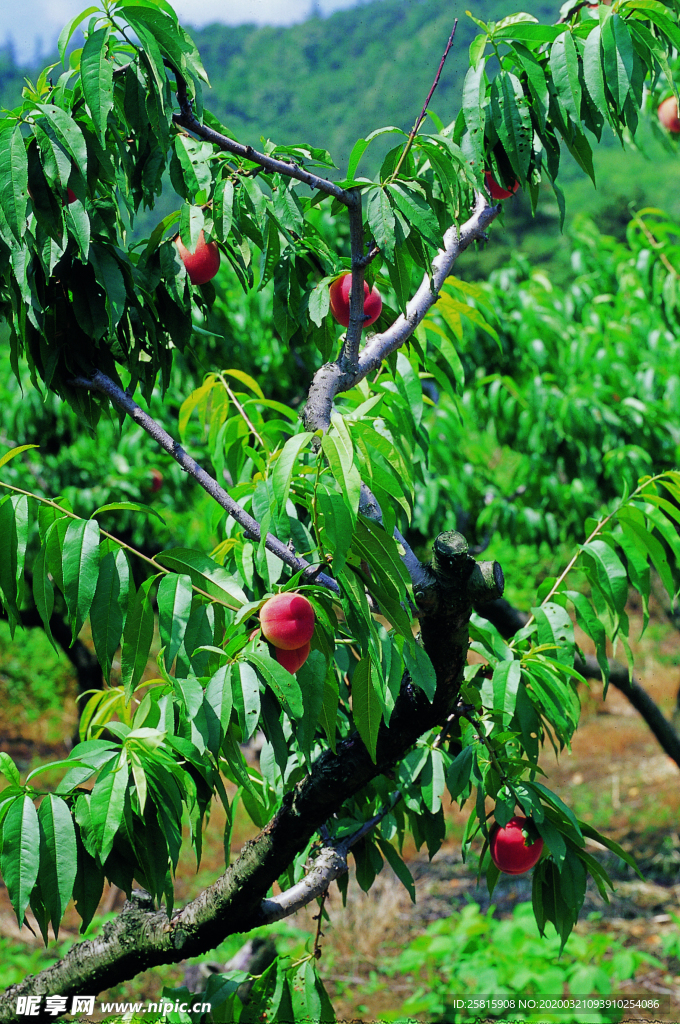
[188,0,555,172]
[2,0,680,272]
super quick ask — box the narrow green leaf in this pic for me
[462,60,486,171]
[37,795,77,939]
[90,548,130,681]
[0,124,28,244]
[81,27,113,144]
[271,432,313,518]
[155,548,246,607]
[550,31,582,122]
[366,187,395,261]
[375,836,416,902]
[157,572,193,670]
[0,444,39,469]
[62,518,100,640]
[1,796,40,925]
[602,14,634,113]
[36,104,88,180]
[245,650,303,720]
[89,755,128,862]
[352,656,381,763]
[121,576,158,696]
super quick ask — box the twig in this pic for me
[391,19,458,182]
[71,371,340,594]
[172,74,353,207]
[257,792,402,925]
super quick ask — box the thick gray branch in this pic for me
[71,371,339,594]
[303,192,500,432]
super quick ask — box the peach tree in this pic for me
[1,0,680,1017]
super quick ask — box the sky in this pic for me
[0,0,361,64]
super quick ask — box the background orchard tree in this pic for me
[2,0,680,1018]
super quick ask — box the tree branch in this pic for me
[172,76,353,206]
[71,371,340,594]
[303,192,500,432]
[0,534,503,1019]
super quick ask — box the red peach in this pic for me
[260,593,315,651]
[658,96,680,134]
[329,273,382,329]
[174,229,221,285]
[484,170,520,201]
[489,816,544,875]
[275,641,311,674]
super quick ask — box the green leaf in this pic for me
[602,14,634,113]
[214,177,234,240]
[365,187,396,261]
[388,183,442,250]
[90,548,130,682]
[91,501,165,523]
[0,124,28,243]
[271,432,313,519]
[236,662,261,742]
[58,7,99,63]
[81,27,113,144]
[205,663,233,737]
[462,60,486,171]
[402,640,437,701]
[0,444,40,469]
[550,31,582,124]
[446,745,474,802]
[0,754,20,792]
[37,795,77,939]
[533,602,575,666]
[157,573,193,670]
[155,548,247,607]
[490,70,532,179]
[245,650,303,720]
[491,659,521,725]
[89,755,128,862]
[376,836,416,902]
[579,539,628,616]
[0,495,29,627]
[352,656,381,763]
[62,518,100,641]
[583,25,609,124]
[1,796,40,925]
[36,104,88,181]
[295,650,327,764]
[32,545,56,649]
[121,576,158,696]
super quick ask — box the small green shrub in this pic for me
[381,902,662,1023]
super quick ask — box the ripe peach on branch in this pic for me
[174,229,221,284]
[489,816,544,875]
[260,592,315,650]
[329,272,382,328]
[484,170,519,201]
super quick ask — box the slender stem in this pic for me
[71,371,340,594]
[0,480,234,609]
[217,374,266,450]
[389,19,458,183]
[521,471,671,632]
